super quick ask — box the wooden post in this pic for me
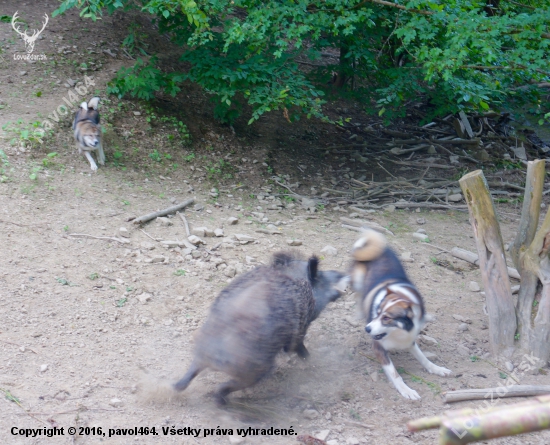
[459,170,516,356]
[510,160,545,267]
[503,159,550,365]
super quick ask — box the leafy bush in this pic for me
[54,0,550,124]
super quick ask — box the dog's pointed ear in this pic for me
[87,97,100,110]
[79,101,88,110]
[307,256,319,282]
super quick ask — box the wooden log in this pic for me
[133,198,195,225]
[440,396,550,444]
[459,170,517,355]
[443,385,550,403]
[450,247,479,265]
[450,247,520,279]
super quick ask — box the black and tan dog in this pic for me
[73,97,104,172]
[351,230,451,400]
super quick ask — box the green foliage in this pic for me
[2,120,51,149]
[0,150,11,183]
[55,0,550,123]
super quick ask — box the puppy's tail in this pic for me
[87,97,100,110]
[352,229,387,262]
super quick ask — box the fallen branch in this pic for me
[386,159,454,169]
[443,385,550,403]
[340,217,395,236]
[343,420,374,430]
[255,229,282,235]
[140,229,161,242]
[177,211,191,237]
[0,339,38,354]
[68,233,130,244]
[274,180,302,197]
[133,198,195,225]
[342,223,395,236]
[390,202,468,210]
[450,246,520,279]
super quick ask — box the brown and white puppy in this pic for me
[351,230,451,400]
[73,97,104,172]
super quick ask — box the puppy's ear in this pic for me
[352,230,387,261]
[87,97,100,110]
[307,256,319,282]
[79,101,88,110]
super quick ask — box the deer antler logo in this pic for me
[11,12,49,54]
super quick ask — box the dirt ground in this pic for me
[2,3,550,445]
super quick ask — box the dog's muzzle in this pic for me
[365,325,386,340]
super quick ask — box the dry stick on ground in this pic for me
[443,386,550,403]
[340,216,395,236]
[386,159,454,169]
[342,224,394,236]
[139,229,161,242]
[0,339,37,354]
[509,159,550,363]
[274,180,302,197]
[177,211,190,237]
[459,170,517,356]
[133,198,195,225]
[67,233,130,244]
[0,387,50,426]
[391,201,468,210]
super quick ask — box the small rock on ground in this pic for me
[287,239,303,246]
[321,245,338,256]
[156,217,172,226]
[458,323,469,332]
[303,409,319,420]
[469,281,481,292]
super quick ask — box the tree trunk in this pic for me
[511,160,550,365]
[459,170,516,356]
[331,44,349,88]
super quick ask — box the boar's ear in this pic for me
[307,256,319,282]
[272,252,293,268]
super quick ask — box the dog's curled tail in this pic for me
[352,229,387,262]
[87,97,100,110]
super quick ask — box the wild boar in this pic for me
[173,252,347,405]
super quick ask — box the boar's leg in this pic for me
[215,374,265,406]
[174,361,203,391]
[294,341,310,359]
[215,379,249,406]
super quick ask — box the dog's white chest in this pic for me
[380,327,418,351]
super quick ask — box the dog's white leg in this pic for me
[97,142,105,165]
[410,342,451,376]
[374,341,420,400]
[381,362,421,401]
[84,151,98,172]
